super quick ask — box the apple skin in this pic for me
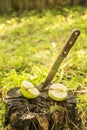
[48,83,68,101]
[21,81,40,99]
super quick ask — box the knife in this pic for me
[42,29,80,89]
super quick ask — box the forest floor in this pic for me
[0,6,87,130]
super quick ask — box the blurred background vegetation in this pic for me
[0,0,87,14]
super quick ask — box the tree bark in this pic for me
[4,87,80,130]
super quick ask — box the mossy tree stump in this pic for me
[4,86,78,130]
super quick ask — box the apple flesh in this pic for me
[48,83,68,101]
[21,80,40,99]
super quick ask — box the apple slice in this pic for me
[21,80,40,99]
[48,83,68,101]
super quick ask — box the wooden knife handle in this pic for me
[60,29,80,57]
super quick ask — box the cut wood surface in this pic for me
[4,86,80,130]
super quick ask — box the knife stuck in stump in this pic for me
[42,29,80,89]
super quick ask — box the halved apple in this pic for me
[48,83,68,101]
[21,80,40,99]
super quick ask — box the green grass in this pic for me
[0,6,87,129]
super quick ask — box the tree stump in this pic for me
[4,86,77,130]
